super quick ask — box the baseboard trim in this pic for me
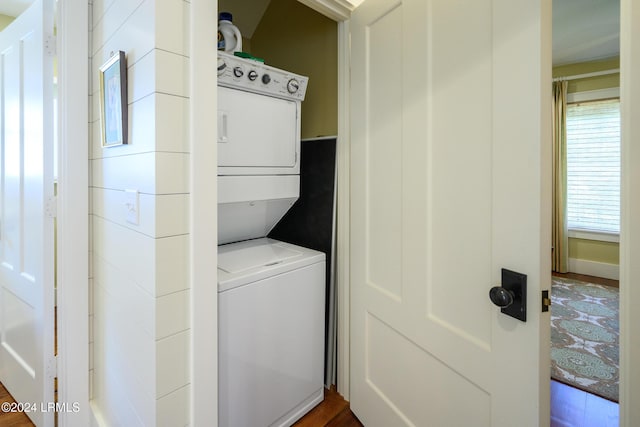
[568,258,620,280]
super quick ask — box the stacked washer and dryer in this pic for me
[216,51,326,427]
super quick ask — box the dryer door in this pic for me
[218,86,300,175]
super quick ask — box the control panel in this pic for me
[217,51,309,101]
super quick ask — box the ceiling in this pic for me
[552,0,620,66]
[1,0,620,66]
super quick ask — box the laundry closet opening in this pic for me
[217,0,339,397]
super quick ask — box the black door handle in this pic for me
[489,286,514,308]
[489,269,527,322]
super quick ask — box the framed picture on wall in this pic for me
[99,51,128,147]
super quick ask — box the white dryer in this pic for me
[216,52,325,427]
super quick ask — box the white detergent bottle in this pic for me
[218,12,242,53]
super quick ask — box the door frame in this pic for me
[190,1,219,424]
[619,0,639,424]
[56,0,90,426]
[189,1,353,423]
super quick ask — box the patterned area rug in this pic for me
[551,277,619,402]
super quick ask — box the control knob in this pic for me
[248,70,258,81]
[262,74,271,84]
[217,58,227,76]
[233,66,244,78]
[287,78,300,94]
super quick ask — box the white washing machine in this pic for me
[218,238,325,427]
[216,52,325,427]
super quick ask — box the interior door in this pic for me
[0,1,55,426]
[349,0,552,426]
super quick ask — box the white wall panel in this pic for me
[93,275,155,392]
[156,235,190,297]
[156,0,189,56]
[91,0,115,30]
[157,385,189,427]
[88,216,94,277]
[125,94,164,154]
[92,0,153,59]
[93,255,154,335]
[93,217,188,297]
[87,0,95,406]
[156,290,190,339]
[92,283,155,426]
[92,188,188,238]
[91,93,189,159]
[156,94,189,153]
[88,278,94,316]
[156,50,189,97]
[90,119,100,161]
[92,216,157,296]
[92,0,145,55]
[111,93,156,155]
[92,46,151,101]
[89,341,93,370]
[91,153,156,193]
[91,152,188,194]
[90,0,191,422]
[183,0,191,56]
[126,50,156,104]
[156,153,189,194]
[90,91,99,124]
[92,187,137,232]
[92,366,149,427]
[156,330,190,397]
[92,359,146,427]
[153,193,189,236]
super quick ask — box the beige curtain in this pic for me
[552,80,569,273]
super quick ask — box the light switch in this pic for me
[124,189,139,225]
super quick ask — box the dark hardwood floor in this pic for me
[0,382,35,426]
[552,271,619,288]
[294,387,363,427]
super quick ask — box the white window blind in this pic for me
[566,98,620,234]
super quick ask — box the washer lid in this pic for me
[218,238,325,292]
[218,240,302,274]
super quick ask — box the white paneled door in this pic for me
[349,0,552,426]
[0,1,55,426]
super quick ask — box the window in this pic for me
[566,97,620,234]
